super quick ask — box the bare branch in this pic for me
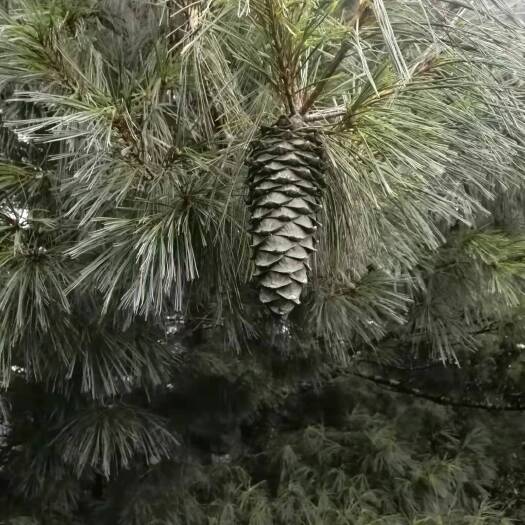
[352,371,525,412]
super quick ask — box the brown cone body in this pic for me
[247,115,325,316]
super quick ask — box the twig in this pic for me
[303,105,348,122]
[300,40,352,115]
[352,370,525,411]
[358,358,445,372]
[264,0,296,114]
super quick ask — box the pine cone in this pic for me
[247,115,325,316]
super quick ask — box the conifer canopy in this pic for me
[0,1,524,523]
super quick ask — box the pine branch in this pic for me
[166,0,204,51]
[264,0,296,114]
[357,358,445,373]
[300,39,352,115]
[302,54,444,123]
[351,370,525,412]
[303,105,347,122]
[0,14,157,179]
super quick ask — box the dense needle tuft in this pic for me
[247,115,325,316]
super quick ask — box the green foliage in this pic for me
[67,381,521,524]
[0,0,524,524]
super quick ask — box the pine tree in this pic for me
[0,1,524,524]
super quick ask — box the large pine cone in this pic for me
[247,115,325,316]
